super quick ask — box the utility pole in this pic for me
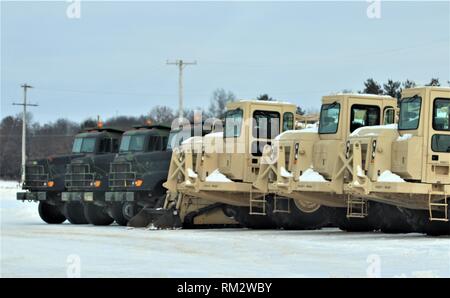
[166,59,197,119]
[12,84,38,185]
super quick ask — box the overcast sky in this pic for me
[1,1,449,123]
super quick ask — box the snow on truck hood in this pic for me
[275,126,318,140]
[349,124,397,137]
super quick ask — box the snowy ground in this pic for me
[1,180,449,278]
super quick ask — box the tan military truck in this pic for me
[345,86,450,235]
[253,93,397,231]
[155,100,298,228]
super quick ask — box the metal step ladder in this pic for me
[249,190,266,216]
[428,192,448,222]
[346,195,368,218]
[273,194,291,214]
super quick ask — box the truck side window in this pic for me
[112,139,119,153]
[383,107,395,125]
[283,112,294,131]
[433,98,450,131]
[148,136,163,152]
[319,103,340,134]
[162,136,168,150]
[100,138,111,153]
[431,135,450,153]
[224,109,243,138]
[252,110,280,139]
[399,96,421,130]
[350,105,380,133]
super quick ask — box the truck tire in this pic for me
[372,202,412,233]
[38,201,66,224]
[332,206,379,232]
[110,203,128,226]
[266,196,331,230]
[84,203,114,226]
[225,206,277,229]
[63,201,88,224]
[401,208,450,236]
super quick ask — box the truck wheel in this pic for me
[227,206,277,229]
[122,202,140,221]
[372,202,412,233]
[63,201,88,224]
[38,201,66,224]
[84,203,114,226]
[110,203,128,226]
[401,208,450,236]
[267,196,331,230]
[332,207,379,232]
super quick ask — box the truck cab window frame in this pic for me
[432,98,450,131]
[349,104,381,133]
[283,112,294,132]
[398,95,422,130]
[252,110,280,139]
[319,102,340,134]
[224,108,243,138]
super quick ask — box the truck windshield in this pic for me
[119,135,146,152]
[224,109,243,138]
[399,96,421,130]
[319,103,340,134]
[72,137,96,153]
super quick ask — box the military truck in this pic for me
[149,100,298,229]
[61,128,123,225]
[99,125,172,226]
[17,127,123,225]
[253,94,397,231]
[126,121,239,228]
[345,86,450,235]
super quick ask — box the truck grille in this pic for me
[24,165,49,188]
[109,162,136,188]
[65,163,95,188]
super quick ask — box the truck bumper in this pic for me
[105,191,135,202]
[16,191,46,201]
[62,191,103,202]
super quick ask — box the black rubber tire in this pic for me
[38,201,66,224]
[371,202,413,234]
[401,208,450,236]
[63,201,88,224]
[266,196,331,230]
[122,202,141,221]
[226,206,277,229]
[83,203,114,226]
[332,205,379,232]
[110,203,128,226]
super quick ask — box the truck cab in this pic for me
[346,87,450,235]
[60,128,123,224]
[17,127,123,225]
[158,100,297,229]
[252,94,396,230]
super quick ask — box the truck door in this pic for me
[426,92,450,184]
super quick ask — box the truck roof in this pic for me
[132,124,171,131]
[81,127,124,134]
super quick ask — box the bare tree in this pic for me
[208,89,236,118]
[149,105,175,126]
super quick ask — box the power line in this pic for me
[12,84,38,185]
[166,59,197,118]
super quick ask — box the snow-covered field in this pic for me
[1,180,449,278]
